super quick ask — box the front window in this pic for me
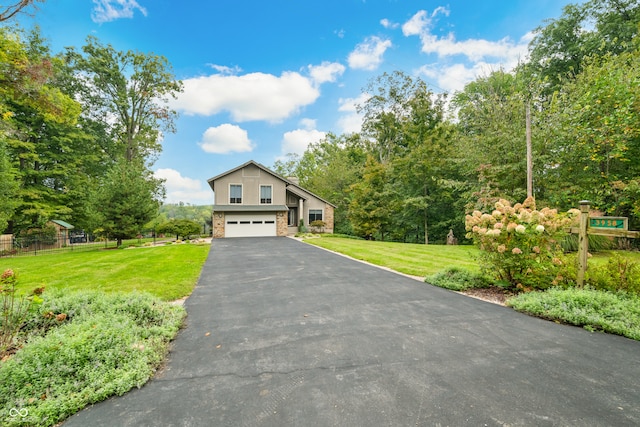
[309,209,323,223]
[260,185,272,204]
[230,184,242,204]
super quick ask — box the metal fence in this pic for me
[0,231,166,258]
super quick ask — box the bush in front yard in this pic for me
[0,291,185,426]
[425,267,495,291]
[465,197,580,291]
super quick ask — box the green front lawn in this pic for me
[305,236,480,277]
[0,242,210,301]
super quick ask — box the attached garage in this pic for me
[211,204,289,238]
[224,213,276,238]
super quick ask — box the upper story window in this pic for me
[260,185,272,204]
[230,184,242,204]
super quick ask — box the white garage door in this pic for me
[225,213,277,238]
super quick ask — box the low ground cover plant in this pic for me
[507,287,640,340]
[0,290,185,426]
[425,267,495,291]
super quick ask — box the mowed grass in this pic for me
[0,243,210,301]
[589,250,640,266]
[304,236,480,277]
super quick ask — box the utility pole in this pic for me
[526,101,533,198]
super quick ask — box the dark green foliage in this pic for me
[14,225,57,247]
[157,219,202,240]
[425,267,495,291]
[64,35,182,164]
[94,161,164,246]
[0,291,185,426]
[526,0,640,95]
[587,253,640,294]
[0,141,17,233]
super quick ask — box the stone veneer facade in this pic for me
[213,212,225,238]
[276,211,288,236]
[324,205,334,234]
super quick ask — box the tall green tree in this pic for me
[94,160,164,246]
[358,71,432,163]
[1,28,86,232]
[348,157,396,240]
[296,133,367,234]
[0,140,17,233]
[272,153,302,178]
[65,36,183,165]
[543,49,640,221]
[526,0,640,95]
[452,70,534,210]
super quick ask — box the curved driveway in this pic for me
[65,237,640,426]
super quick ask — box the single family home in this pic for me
[207,160,335,238]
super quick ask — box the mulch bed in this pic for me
[461,286,515,306]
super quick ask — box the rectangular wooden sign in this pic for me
[589,217,627,230]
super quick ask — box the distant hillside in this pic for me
[158,204,213,226]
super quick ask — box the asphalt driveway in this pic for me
[64,237,640,426]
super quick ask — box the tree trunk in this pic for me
[424,213,429,245]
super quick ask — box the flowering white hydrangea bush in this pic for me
[465,197,580,290]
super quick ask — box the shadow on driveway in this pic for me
[64,237,640,426]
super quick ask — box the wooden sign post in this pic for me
[577,201,590,287]
[571,201,639,286]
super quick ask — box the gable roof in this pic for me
[207,160,336,207]
[207,160,284,190]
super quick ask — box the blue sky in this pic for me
[17,0,582,205]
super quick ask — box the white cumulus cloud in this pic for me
[404,9,528,63]
[171,71,320,122]
[199,124,254,154]
[91,0,147,23]
[308,61,345,85]
[404,9,530,93]
[402,10,430,36]
[348,36,392,71]
[281,129,326,156]
[154,168,212,205]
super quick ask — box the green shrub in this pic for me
[465,197,580,291]
[425,267,495,291]
[507,287,640,340]
[1,270,44,357]
[156,219,201,240]
[587,253,640,294]
[0,291,185,426]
